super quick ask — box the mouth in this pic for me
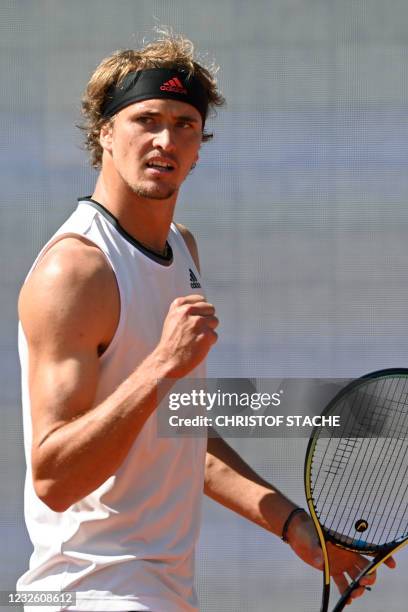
[145,159,176,174]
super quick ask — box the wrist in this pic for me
[281,507,309,544]
[149,345,176,380]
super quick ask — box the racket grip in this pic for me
[331,578,371,612]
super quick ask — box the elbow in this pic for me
[32,446,72,512]
[33,477,71,513]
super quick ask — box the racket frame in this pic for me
[304,368,408,612]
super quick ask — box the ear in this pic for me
[99,120,114,153]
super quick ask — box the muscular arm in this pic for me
[20,237,217,512]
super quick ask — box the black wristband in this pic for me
[281,508,307,543]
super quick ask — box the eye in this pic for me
[177,120,194,129]
[135,115,154,125]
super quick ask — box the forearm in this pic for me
[33,350,172,511]
[205,438,393,604]
[205,435,300,537]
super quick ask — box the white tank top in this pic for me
[17,198,208,612]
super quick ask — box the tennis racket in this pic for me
[304,368,408,612]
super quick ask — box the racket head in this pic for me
[305,368,408,554]
[304,368,408,610]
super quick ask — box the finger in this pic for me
[211,329,218,342]
[172,294,206,308]
[332,574,349,596]
[205,316,219,329]
[349,584,367,600]
[180,294,206,303]
[184,303,216,316]
[384,556,396,569]
[333,574,367,603]
[347,562,375,586]
[359,571,376,587]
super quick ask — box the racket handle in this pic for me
[320,583,330,612]
[331,577,371,612]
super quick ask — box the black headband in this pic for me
[102,68,209,126]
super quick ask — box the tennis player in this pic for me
[16,33,393,611]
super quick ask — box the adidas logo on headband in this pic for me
[160,77,187,95]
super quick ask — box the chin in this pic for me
[130,181,177,201]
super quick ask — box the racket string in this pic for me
[343,376,407,544]
[310,374,408,551]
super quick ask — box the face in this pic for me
[100,98,203,200]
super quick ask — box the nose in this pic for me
[152,127,176,152]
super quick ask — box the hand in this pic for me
[155,294,219,378]
[286,511,396,604]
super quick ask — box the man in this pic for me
[17,33,392,611]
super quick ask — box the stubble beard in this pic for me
[116,164,180,200]
[130,182,178,200]
[123,171,178,201]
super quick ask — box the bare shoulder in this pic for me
[19,236,119,353]
[175,223,200,272]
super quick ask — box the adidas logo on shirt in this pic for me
[189,268,201,289]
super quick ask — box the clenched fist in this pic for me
[155,294,219,378]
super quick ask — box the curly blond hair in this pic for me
[80,33,225,168]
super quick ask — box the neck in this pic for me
[92,173,177,255]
